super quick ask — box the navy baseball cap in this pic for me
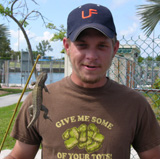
[67,3,117,41]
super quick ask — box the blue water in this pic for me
[9,72,64,85]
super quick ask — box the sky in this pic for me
[0,0,159,58]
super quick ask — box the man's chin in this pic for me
[81,76,101,84]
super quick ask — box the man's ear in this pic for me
[113,40,119,58]
[63,37,70,55]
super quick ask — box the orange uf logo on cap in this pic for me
[82,9,98,19]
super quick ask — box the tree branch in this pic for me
[11,0,18,15]
[21,10,35,26]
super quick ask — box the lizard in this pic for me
[27,72,52,129]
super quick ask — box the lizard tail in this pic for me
[27,112,40,129]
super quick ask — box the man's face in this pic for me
[63,28,119,88]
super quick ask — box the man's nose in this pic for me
[85,49,98,60]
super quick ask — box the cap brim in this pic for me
[69,23,115,41]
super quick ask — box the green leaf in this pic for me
[137,0,160,36]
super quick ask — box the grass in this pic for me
[0,88,31,97]
[0,103,22,150]
[0,103,42,151]
[0,88,31,150]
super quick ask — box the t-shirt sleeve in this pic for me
[10,92,41,145]
[132,99,160,152]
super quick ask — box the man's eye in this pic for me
[99,44,107,48]
[77,43,87,47]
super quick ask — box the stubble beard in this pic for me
[79,59,113,84]
[69,55,113,85]
[81,75,101,84]
[73,63,107,84]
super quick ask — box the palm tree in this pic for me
[0,24,11,53]
[0,24,10,39]
[137,0,160,36]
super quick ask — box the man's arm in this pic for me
[4,140,39,159]
[138,145,160,159]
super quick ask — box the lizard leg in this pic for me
[41,105,52,121]
[28,105,34,118]
[44,85,49,93]
[31,82,36,86]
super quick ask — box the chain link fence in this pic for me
[116,35,160,122]
[0,35,160,158]
[108,35,160,159]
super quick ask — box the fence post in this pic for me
[144,62,148,83]
[0,60,4,83]
[50,61,53,84]
[158,64,160,78]
[4,60,9,87]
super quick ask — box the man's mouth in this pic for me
[82,63,100,70]
[85,65,96,68]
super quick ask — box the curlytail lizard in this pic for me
[27,72,51,129]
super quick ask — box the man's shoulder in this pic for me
[109,78,147,101]
[46,76,70,90]
[108,78,133,92]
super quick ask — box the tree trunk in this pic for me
[9,15,38,78]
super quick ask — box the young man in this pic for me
[4,3,160,159]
